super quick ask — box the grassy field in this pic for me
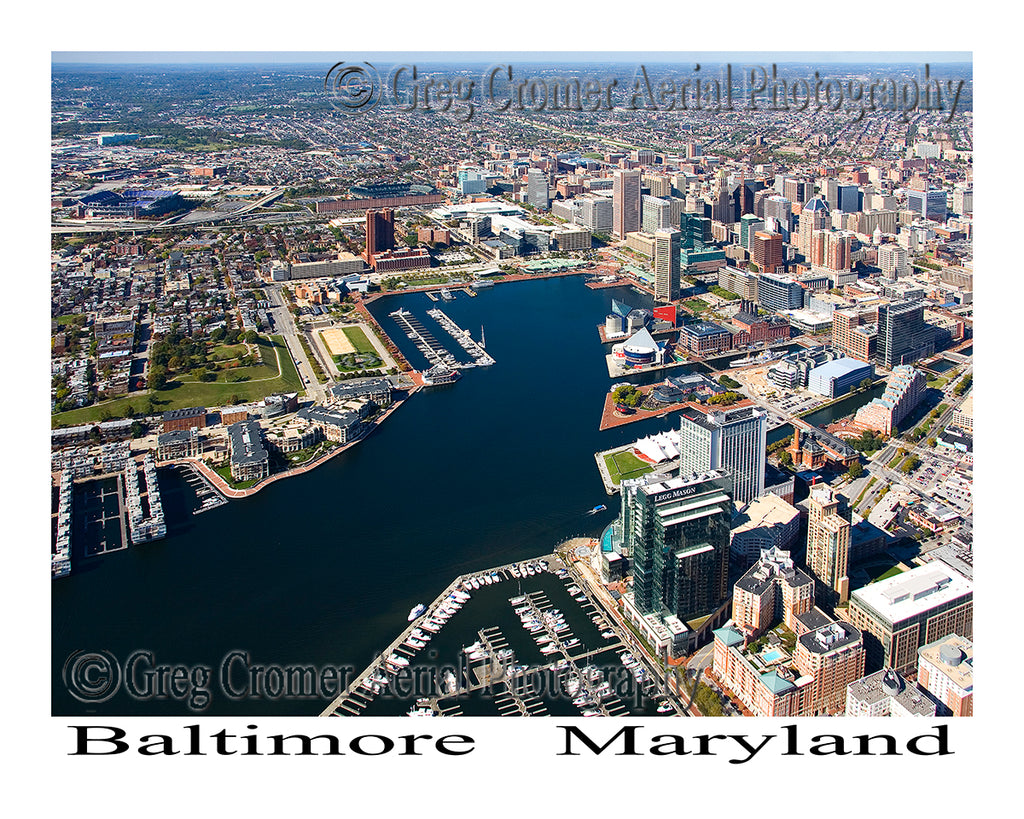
[342,326,377,355]
[861,560,907,583]
[52,335,302,427]
[604,450,654,485]
[208,343,249,362]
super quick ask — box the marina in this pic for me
[321,550,675,718]
[388,308,460,369]
[54,276,677,717]
[173,461,228,515]
[426,307,495,367]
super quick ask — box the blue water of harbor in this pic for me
[51,277,671,715]
[50,276,888,715]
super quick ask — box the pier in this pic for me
[317,548,669,718]
[427,307,495,367]
[320,555,567,717]
[52,470,72,578]
[388,308,459,368]
[174,461,228,514]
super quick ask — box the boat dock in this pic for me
[320,555,565,717]
[319,548,670,718]
[426,308,495,367]
[174,461,228,514]
[425,291,439,302]
[388,308,459,368]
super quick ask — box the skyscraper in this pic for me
[677,404,767,507]
[752,230,784,275]
[363,208,395,262]
[876,300,936,368]
[620,469,733,622]
[612,169,641,238]
[653,228,681,302]
[642,195,672,233]
[526,168,549,210]
[739,214,764,251]
[806,485,851,610]
[798,197,830,258]
[837,184,861,213]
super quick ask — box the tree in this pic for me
[847,461,864,479]
[859,377,874,391]
[778,450,793,466]
[148,365,168,390]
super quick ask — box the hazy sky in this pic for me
[52,51,972,65]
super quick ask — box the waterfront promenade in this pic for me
[176,386,421,500]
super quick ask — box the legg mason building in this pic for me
[617,467,734,657]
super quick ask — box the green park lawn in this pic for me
[604,450,655,485]
[341,325,378,355]
[52,335,302,427]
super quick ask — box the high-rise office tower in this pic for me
[806,485,851,610]
[620,469,733,622]
[642,195,673,233]
[763,195,792,235]
[876,300,936,368]
[825,178,840,210]
[677,405,767,507]
[526,168,549,210]
[612,169,641,238]
[752,230,784,275]
[364,208,395,262]
[653,228,681,302]
[798,197,830,258]
[739,214,764,250]
[680,212,712,250]
[837,184,861,213]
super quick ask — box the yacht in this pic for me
[408,603,427,621]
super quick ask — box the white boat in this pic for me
[443,670,458,695]
[510,566,521,578]
[526,565,536,576]
[541,645,559,655]
[471,578,480,590]
[657,702,673,713]
[408,603,427,621]
[387,654,410,668]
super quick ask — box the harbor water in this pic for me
[52,276,682,716]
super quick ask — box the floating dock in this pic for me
[389,308,459,368]
[427,308,495,367]
[174,461,228,514]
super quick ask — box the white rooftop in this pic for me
[852,563,972,625]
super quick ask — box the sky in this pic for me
[52,51,973,66]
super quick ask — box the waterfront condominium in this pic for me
[677,404,767,507]
[613,169,641,238]
[806,485,851,611]
[653,227,681,302]
[619,468,733,623]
